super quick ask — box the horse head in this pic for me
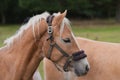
[40,11,90,76]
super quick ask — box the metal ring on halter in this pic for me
[48,26,53,34]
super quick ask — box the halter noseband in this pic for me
[46,15,87,72]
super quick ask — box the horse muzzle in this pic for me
[63,50,87,72]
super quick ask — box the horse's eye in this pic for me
[63,38,71,43]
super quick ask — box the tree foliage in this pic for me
[0,0,120,23]
[0,0,11,24]
[19,0,117,18]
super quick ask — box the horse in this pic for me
[0,11,90,80]
[43,37,120,80]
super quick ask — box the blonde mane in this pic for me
[3,12,71,47]
[4,12,50,47]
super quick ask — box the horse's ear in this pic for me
[52,10,67,27]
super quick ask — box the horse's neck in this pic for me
[14,27,45,80]
[1,26,45,80]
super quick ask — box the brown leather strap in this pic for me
[46,15,54,26]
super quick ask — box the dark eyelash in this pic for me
[63,38,71,43]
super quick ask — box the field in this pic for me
[0,24,120,79]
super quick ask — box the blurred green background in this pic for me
[0,0,120,24]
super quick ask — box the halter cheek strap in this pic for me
[47,15,69,59]
[47,42,69,59]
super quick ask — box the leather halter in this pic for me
[46,15,87,72]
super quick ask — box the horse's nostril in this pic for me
[86,65,89,72]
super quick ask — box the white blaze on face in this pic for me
[71,32,90,76]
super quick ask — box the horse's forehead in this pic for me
[63,24,71,34]
[60,24,72,38]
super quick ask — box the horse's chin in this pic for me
[74,70,88,77]
[72,58,90,77]
[70,67,88,77]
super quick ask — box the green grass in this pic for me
[72,25,120,43]
[0,25,19,46]
[0,24,120,79]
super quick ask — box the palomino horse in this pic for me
[0,11,90,80]
[43,37,120,80]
